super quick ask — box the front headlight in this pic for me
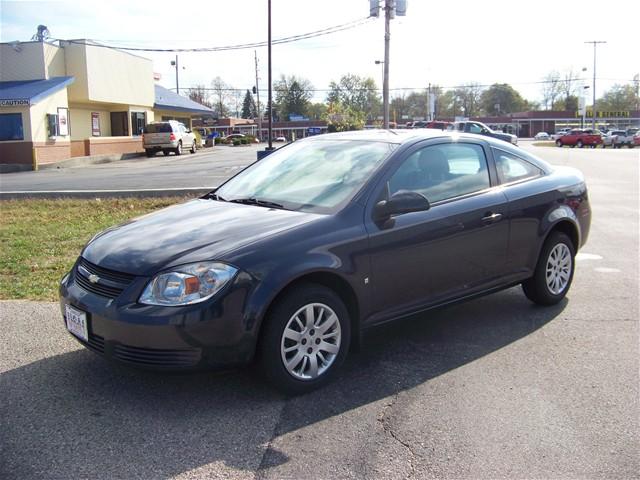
[139,262,238,306]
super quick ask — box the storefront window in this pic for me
[0,113,24,141]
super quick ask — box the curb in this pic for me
[0,187,212,200]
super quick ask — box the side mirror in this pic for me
[374,190,430,221]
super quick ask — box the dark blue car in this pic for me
[60,130,591,394]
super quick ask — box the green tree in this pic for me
[307,102,327,120]
[241,89,257,119]
[597,83,640,111]
[480,84,527,115]
[274,75,313,120]
[323,102,365,131]
[327,74,380,120]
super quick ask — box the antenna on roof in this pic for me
[31,25,50,42]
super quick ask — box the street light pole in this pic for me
[171,55,179,94]
[383,0,391,129]
[585,40,606,130]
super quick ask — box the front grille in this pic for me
[78,258,136,284]
[113,344,201,368]
[74,258,136,299]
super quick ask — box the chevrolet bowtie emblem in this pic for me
[88,274,100,284]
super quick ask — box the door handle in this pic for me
[482,212,503,223]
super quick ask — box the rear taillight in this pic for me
[169,133,176,141]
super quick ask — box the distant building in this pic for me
[0,40,215,171]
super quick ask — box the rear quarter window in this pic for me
[492,148,544,184]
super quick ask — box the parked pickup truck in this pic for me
[602,130,627,148]
[615,128,639,148]
[447,121,518,145]
[555,129,603,148]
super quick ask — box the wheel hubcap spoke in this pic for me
[545,243,572,295]
[280,302,342,381]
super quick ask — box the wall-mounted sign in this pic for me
[57,107,69,136]
[91,112,101,136]
[0,99,29,107]
[575,110,630,118]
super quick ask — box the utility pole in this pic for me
[370,0,406,129]
[254,50,262,141]
[383,1,391,129]
[267,0,274,150]
[585,40,606,130]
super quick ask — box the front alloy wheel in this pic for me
[281,303,341,380]
[259,283,350,394]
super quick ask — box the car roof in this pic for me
[303,128,501,145]
[303,129,551,172]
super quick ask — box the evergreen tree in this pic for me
[241,90,257,119]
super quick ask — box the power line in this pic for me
[180,77,623,94]
[53,17,372,53]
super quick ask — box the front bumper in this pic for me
[59,261,257,370]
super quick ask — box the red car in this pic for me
[633,131,640,147]
[555,129,603,148]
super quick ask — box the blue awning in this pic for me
[154,84,216,116]
[0,76,74,106]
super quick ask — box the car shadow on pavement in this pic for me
[0,287,566,479]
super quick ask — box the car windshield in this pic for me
[215,139,396,213]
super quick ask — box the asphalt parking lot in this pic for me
[0,143,638,479]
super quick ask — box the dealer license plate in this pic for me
[65,304,88,342]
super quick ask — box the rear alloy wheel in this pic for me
[259,283,350,395]
[576,140,583,148]
[175,141,182,156]
[556,140,563,147]
[522,231,575,305]
[190,141,197,154]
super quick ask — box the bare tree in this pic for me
[187,85,211,108]
[541,71,562,110]
[210,77,233,117]
[559,68,582,106]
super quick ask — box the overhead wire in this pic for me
[52,17,373,53]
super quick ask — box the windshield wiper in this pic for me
[228,197,285,209]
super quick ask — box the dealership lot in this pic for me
[0,143,638,479]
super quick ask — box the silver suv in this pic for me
[143,121,197,157]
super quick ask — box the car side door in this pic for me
[363,139,510,325]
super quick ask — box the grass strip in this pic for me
[0,196,191,301]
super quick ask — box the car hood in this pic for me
[81,199,320,276]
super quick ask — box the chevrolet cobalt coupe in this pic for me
[60,130,591,394]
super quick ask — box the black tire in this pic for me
[145,149,155,157]
[175,141,182,156]
[190,141,197,154]
[576,140,583,148]
[522,231,575,306]
[162,150,170,156]
[556,140,563,147]
[258,283,351,395]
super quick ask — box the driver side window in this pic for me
[388,143,490,204]
[468,123,483,134]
